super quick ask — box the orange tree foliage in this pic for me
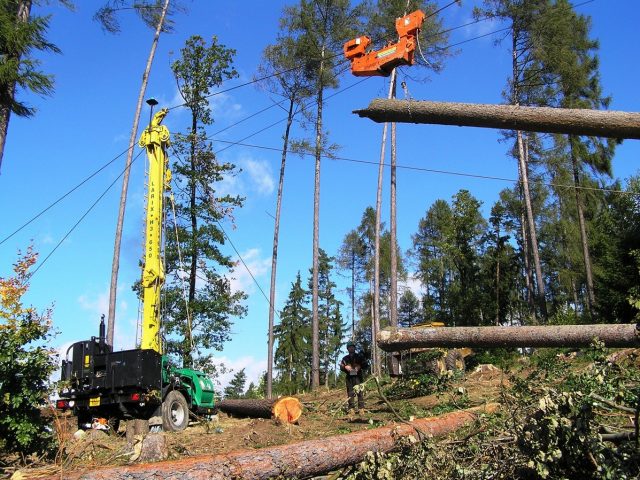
[0,246,57,455]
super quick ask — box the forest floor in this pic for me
[4,349,638,479]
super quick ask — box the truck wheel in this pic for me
[445,349,466,372]
[162,390,189,431]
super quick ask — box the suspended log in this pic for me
[354,99,640,139]
[65,403,499,480]
[216,396,302,424]
[377,324,640,352]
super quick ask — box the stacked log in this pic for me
[216,396,302,424]
[65,403,499,480]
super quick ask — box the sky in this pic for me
[1,0,638,390]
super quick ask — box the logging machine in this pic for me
[56,107,216,432]
[343,9,425,77]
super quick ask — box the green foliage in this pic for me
[384,371,448,400]
[0,0,61,118]
[93,0,177,34]
[163,35,246,368]
[0,246,57,455]
[223,368,247,399]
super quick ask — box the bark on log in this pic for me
[354,99,640,139]
[377,324,640,351]
[216,396,302,423]
[62,404,498,480]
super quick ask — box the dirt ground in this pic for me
[3,365,508,478]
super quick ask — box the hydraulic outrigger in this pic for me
[56,108,216,432]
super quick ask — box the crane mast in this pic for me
[138,108,171,353]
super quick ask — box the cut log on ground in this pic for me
[377,324,640,351]
[62,403,498,480]
[354,99,640,139]
[216,396,302,424]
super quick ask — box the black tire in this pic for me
[445,349,466,372]
[162,390,189,432]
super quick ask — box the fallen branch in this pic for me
[591,394,636,413]
[64,404,499,480]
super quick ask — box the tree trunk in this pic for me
[217,397,302,424]
[518,131,547,322]
[390,75,398,328]
[373,70,397,376]
[353,99,640,139]
[69,404,498,480]
[107,0,170,348]
[377,324,640,351]
[311,45,325,390]
[267,98,295,399]
[569,136,596,318]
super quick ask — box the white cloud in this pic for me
[230,248,271,295]
[245,159,274,195]
[77,286,137,350]
[214,156,275,200]
[399,273,424,298]
[209,355,267,392]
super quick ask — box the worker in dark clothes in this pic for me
[340,340,367,415]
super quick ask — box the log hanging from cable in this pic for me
[353,99,640,139]
[377,324,640,352]
[216,396,302,424]
[65,403,499,480]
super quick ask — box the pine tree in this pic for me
[0,0,65,170]
[280,0,364,389]
[223,368,247,399]
[274,273,310,394]
[257,32,312,398]
[398,290,421,327]
[163,36,246,368]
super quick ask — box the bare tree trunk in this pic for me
[267,98,295,399]
[69,405,498,480]
[389,75,398,328]
[373,70,397,376]
[0,0,32,172]
[311,46,325,390]
[378,324,640,350]
[569,136,596,318]
[107,0,170,348]
[350,251,355,337]
[518,134,547,322]
[354,99,640,140]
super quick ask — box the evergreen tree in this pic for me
[163,35,246,368]
[223,368,247,399]
[0,0,66,170]
[274,273,310,394]
[398,289,421,327]
[535,0,617,318]
[280,0,364,389]
[258,29,313,398]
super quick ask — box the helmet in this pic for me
[346,341,356,348]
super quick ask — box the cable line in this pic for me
[208,138,637,197]
[28,150,145,281]
[1,145,133,246]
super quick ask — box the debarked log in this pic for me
[377,324,640,352]
[216,396,302,424]
[354,99,640,139]
[63,403,499,480]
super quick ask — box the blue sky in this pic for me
[1,1,638,389]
